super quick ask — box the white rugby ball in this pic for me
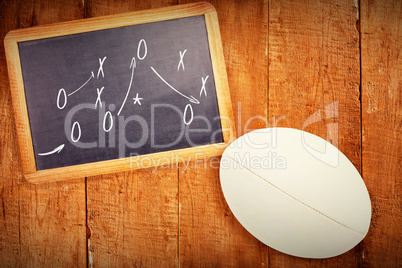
[220,127,371,258]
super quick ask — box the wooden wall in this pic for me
[0,0,400,267]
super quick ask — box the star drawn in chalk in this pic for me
[133,93,143,105]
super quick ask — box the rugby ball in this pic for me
[219,127,371,258]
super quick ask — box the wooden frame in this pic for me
[4,2,235,184]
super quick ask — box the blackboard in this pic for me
[4,3,235,183]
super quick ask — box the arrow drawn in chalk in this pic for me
[38,144,65,156]
[150,67,200,104]
[117,57,136,116]
[68,71,95,96]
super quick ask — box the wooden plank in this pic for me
[179,0,268,266]
[17,179,86,266]
[87,168,179,267]
[5,2,218,42]
[0,5,22,267]
[268,0,361,266]
[179,161,268,266]
[0,0,86,267]
[213,0,269,136]
[360,0,401,266]
[85,0,176,17]
[84,1,179,267]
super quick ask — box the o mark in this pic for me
[183,104,194,125]
[71,121,81,142]
[57,88,67,109]
[103,111,113,132]
[137,39,147,60]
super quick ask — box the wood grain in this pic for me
[268,0,361,266]
[179,160,268,266]
[179,0,268,266]
[5,2,218,43]
[1,0,401,266]
[87,168,179,267]
[361,0,401,266]
[214,0,269,136]
[0,0,86,267]
[84,1,179,267]
[0,5,22,266]
[85,0,175,17]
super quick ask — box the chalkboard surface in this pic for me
[5,3,234,183]
[18,15,223,170]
